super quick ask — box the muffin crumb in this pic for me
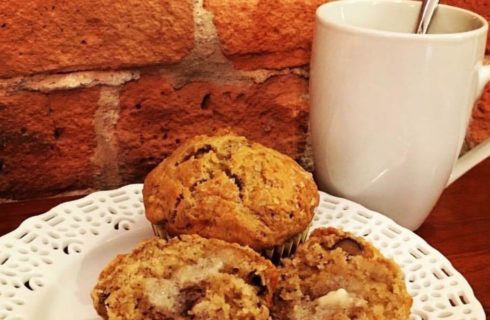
[272,227,412,320]
[91,235,278,320]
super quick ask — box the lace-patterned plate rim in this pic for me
[0,184,485,320]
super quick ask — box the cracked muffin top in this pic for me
[143,133,318,250]
[91,235,278,320]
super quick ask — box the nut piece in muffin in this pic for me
[143,133,319,260]
[91,235,278,320]
[272,227,412,320]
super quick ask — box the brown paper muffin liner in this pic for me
[151,224,172,240]
[151,223,310,263]
[261,226,310,264]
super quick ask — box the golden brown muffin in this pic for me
[272,227,412,320]
[143,133,318,260]
[91,235,278,320]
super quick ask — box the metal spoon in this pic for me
[415,0,440,34]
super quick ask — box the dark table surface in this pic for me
[1,159,489,319]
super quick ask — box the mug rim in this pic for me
[316,0,488,40]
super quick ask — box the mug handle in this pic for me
[447,64,490,185]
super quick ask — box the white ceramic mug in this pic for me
[310,0,490,230]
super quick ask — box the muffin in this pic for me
[143,133,318,261]
[91,235,278,320]
[272,227,412,319]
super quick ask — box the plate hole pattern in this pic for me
[0,185,144,319]
[313,193,485,319]
[0,187,484,319]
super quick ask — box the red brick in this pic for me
[116,74,309,182]
[468,83,490,146]
[204,0,326,70]
[0,88,99,199]
[0,0,194,78]
[442,0,490,52]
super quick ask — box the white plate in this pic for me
[0,184,485,320]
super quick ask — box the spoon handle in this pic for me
[415,0,440,34]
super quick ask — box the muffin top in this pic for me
[91,235,278,320]
[272,227,412,320]
[143,134,319,250]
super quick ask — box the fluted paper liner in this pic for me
[151,223,310,263]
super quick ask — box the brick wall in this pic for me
[0,0,489,200]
